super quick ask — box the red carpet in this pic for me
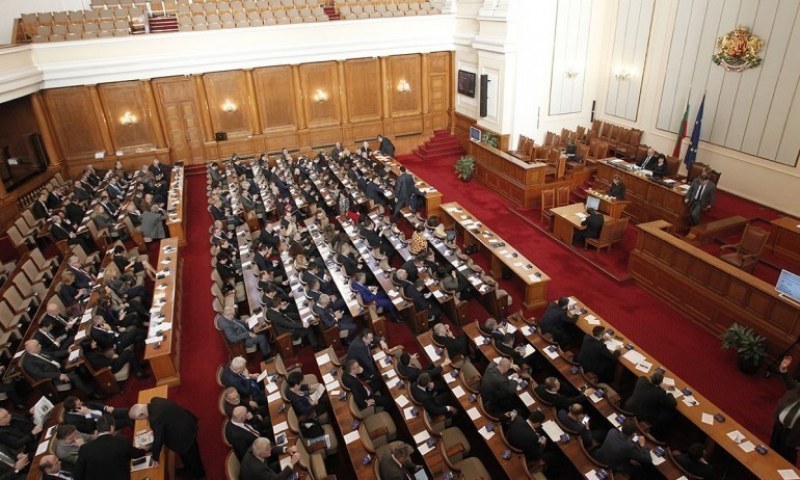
[395,151,788,453]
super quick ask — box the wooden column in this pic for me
[337,60,349,124]
[380,57,390,120]
[244,69,261,134]
[421,53,430,115]
[89,85,116,161]
[193,75,215,142]
[291,65,306,130]
[143,80,167,149]
[30,92,63,168]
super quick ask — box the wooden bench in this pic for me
[685,215,749,245]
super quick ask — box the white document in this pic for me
[662,377,676,387]
[414,430,431,445]
[585,315,600,325]
[424,344,440,362]
[384,368,397,379]
[316,353,331,366]
[635,361,653,373]
[35,441,49,456]
[325,380,340,391]
[739,441,755,453]
[452,385,466,398]
[418,441,433,455]
[395,394,410,407]
[522,326,535,337]
[274,421,289,433]
[605,339,624,351]
[778,469,800,480]
[256,370,269,383]
[247,315,260,329]
[606,413,622,428]
[584,470,604,480]
[682,395,699,407]
[344,430,360,445]
[373,350,387,362]
[701,413,714,425]
[467,407,480,421]
[522,344,536,358]
[279,456,292,471]
[545,347,559,359]
[520,391,535,407]
[650,450,666,466]
[267,392,281,403]
[403,406,416,420]
[541,420,565,442]
[265,382,278,394]
[479,425,495,440]
[472,336,485,346]
[622,349,645,364]
[322,373,335,385]
[727,430,745,443]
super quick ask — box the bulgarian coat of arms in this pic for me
[712,27,764,72]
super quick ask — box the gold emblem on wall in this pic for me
[712,26,764,72]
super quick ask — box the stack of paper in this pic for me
[541,420,565,442]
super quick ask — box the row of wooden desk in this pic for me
[165,164,186,247]
[373,153,443,218]
[143,238,182,387]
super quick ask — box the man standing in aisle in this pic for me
[393,166,416,221]
[684,175,716,226]
[129,398,205,479]
[377,134,395,157]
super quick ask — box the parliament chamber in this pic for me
[0,0,800,479]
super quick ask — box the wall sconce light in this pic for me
[221,99,238,113]
[119,111,138,126]
[396,78,412,93]
[564,68,579,79]
[312,89,329,103]
[614,68,632,81]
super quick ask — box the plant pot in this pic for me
[737,354,760,375]
[460,176,472,183]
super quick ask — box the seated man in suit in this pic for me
[684,175,716,226]
[637,147,658,170]
[496,332,536,372]
[221,356,267,406]
[557,403,605,448]
[350,272,397,321]
[225,406,261,461]
[376,134,395,158]
[240,437,299,480]
[0,408,41,455]
[63,396,133,434]
[53,424,93,468]
[573,208,604,246]
[578,326,619,384]
[379,443,422,480]
[478,317,506,341]
[608,174,626,199]
[285,371,330,424]
[674,443,715,479]
[342,358,391,411]
[410,373,456,417]
[20,340,96,399]
[480,358,525,418]
[502,409,549,463]
[140,204,167,240]
[217,306,271,360]
[222,387,271,436]
[624,371,677,438]
[314,294,358,342]
[346,330,388,380]
[432,323,470,360]
[32,191,51,220]
[593,419,653,478]
[39,454,73,480]
[0,445,28,479]
[33,317,72,361]
[539,297,581,346]
[265,298,320,350]
[397,352,446,388]
[396,268,441,323]
[73,415,141,480]
[534,377,594,411]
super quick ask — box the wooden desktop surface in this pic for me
[439,201,551,310]
[769,216,800,268]
[550,203,612,245]
[165,165,186,247]
[143,238,181,387]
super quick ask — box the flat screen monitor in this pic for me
[586,196,600,211]
[776,269,800,304]
[469,126,481,142]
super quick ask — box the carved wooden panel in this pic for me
[298,61,342,129]
[43,87,106,160]
[428,51,449,75]
[344,58,382,123]
[98,81,157,153]
[151,77,206,163]
[253,66,298,133]
[387,54,422,117]
[202,70,253,137]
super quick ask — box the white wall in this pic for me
[0,0,91,44]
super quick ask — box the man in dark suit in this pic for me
[379,443,420,480]
[502,410,547,462]
[225,406,260,461]
[578,326,618,384]
[624,371,677,437]
[608,174,626,199]
[410,373,456,417]
[480,358,522,417]
[39,454,72,480]
[240,437,299,480]
[20,340,95,398]
[0,444,27,479]
[685,175,716,226]
[217,307,270,360]
[32,192,51,220]
[0,408,40,455]
[534,377,593,411]
[574,208,604,246]
[593,419,652,477]
[539,297,581,346]
[220,356,267,405]
[771,356,800,463]
[346,330,387,379]
[129,397,204,479]
[376,134,395,157]
[73,415,139,480]
[330,142,343,162]
[392,166,415,220]
[556,403,602,448]
[637,147,658,170]
[397,352,443,385]
[342,359,391,411]
[432,323,469,359]
[64,197,86,226]
[63,396,132,435]
[266,299,319,349]
[674,443,715,479]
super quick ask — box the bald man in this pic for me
[216,306,270,359]
[240,437,299,480]
[480,358,526,418]
[20,340,96,398]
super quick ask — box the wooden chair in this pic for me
[213,314,254,359]
[666,449,704,480]
[540,189,555,228]
[80,352,122,395]
[585,219,614,254]
[719,223,770,273]
[556,186,570,207]
[224,451,240,480]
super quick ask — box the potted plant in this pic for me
[721,323,767,374]
[455,155,475,182]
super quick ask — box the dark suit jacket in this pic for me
[64,402,108,434]
[578,335,616,383]
[686,179,716,209]
[608,182,626,200]
[346,336,377,377]
[32,201,50,220]
[20,352,62,380]
[556,409,593,446]
[397,363,441,383]
[503,416,544,461]
[480,362,517,414]
[637,155,657,170]
[533,385,584,411]
[594,428,651,472]
[239,447,293,480]
[651,161,668,178]
[774,372,800,447]
[148,397,198,458]
[0,416,35,452]
[220,367,261,399]
[394,172,414,202]
[225,421,258,461]
[433,334,468,358]
[624,376,677,425]
[410,385,448,416]
[581,213,604,239]
[539,303,579,345]
[674,452,715,479]
[378,451,415,480]
[378,138,395,157]
[74,433,135,480]
[342,372,372,410]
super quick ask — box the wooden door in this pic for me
[153,78,206,164]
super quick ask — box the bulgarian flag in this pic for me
[673,98,690,158]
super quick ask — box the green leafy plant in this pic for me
[481,132,499,148]
[454,155,475,181]
[721,323,766,373]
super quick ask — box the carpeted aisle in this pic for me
[396,152,787,450]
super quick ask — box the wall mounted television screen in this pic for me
[469,126,481,142]
[457,70,476,98]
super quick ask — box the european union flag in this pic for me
[684,94,706,171]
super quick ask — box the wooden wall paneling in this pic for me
[343,58,382,124]
[386,54,422,119]
[202,70,254,138]
[42,86,107,163]
[244,70,262,135]
[337,61,350,125]
[88,86,116,162]
[30,92,61,168]
[292,66,307,132]
[298,61,342,130]
[151,76,207,164]
[421,53,430,116]
[252,65,300,151]
[144,81,167,149]
[427,51,451,131]
[97,81,158,154]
